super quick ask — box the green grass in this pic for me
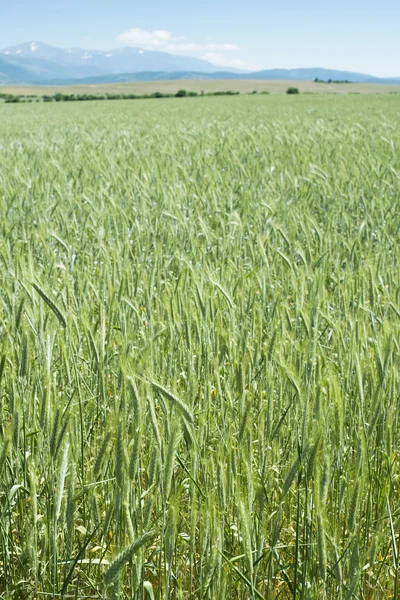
[0,94,400,599]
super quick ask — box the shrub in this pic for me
[286,87,300,95]
[175,89,187,98]
[211,90,240,96]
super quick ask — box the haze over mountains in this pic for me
[1,42,399,85]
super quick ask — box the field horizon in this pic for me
[2,78,400,97]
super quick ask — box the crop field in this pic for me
[2,78,400,97]
[0,94,400,599]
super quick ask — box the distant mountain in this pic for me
[0,56,35,83]
[0,41,244,83]
[364,77,400,85]
[32,69,400,87]
[0,42,399,85]
[29,71,243,85]
[247,68,400,85]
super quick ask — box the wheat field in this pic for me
[0,94,399,599]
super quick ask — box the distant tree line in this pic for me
[314,77,352,84]
[1,89,248,104]
[0,93,37,103]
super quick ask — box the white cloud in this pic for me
[208,44,240,51]
[166,42,240,53]
[117,28,173,50]
[116,27,247,69]
[117,27,240,54]
[202,52,249,70]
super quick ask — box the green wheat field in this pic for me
[0,94,399,599]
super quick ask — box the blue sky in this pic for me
[1,0,399,76]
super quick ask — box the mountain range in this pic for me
[1,42,399,86]
[0,41,241,83]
